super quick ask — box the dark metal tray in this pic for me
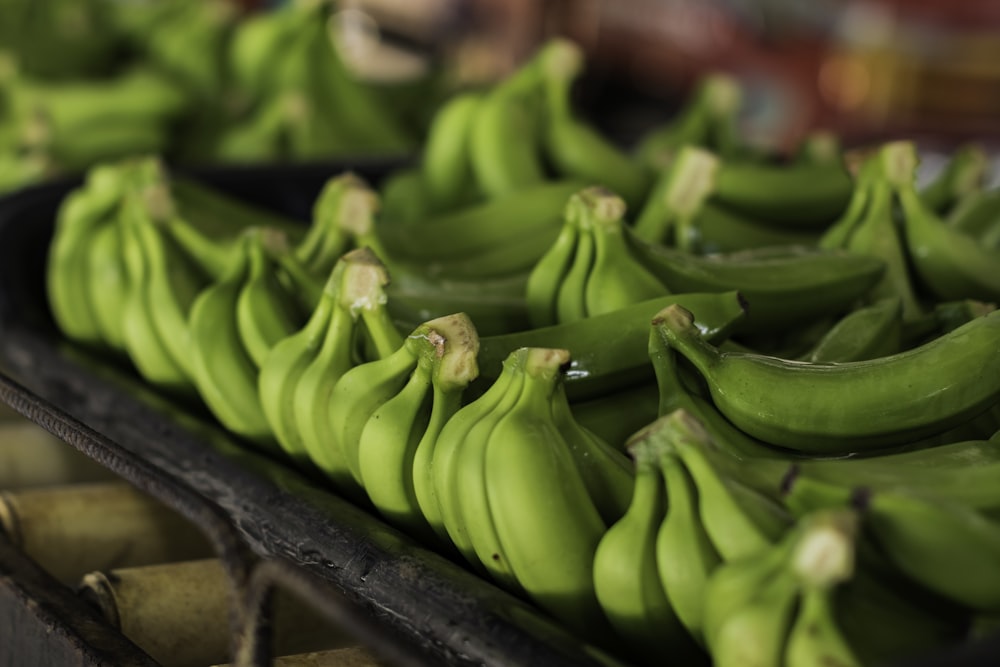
[0,163,998,667]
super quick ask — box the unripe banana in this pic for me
[467,45,547,197]
[294,172,365,277]
[46,162,131,345]
[899,183,1000,302]
[539,39,651,208]
[83,217,129,353]
[553,194,595,324]
[581,187,671,317]
[525,205,579,328]
[657,452,721,644]
[919,142,987,216]
[710,570,798,667]
[481,348,613,641]
[863,489,1000,611]
[359,313,479,546]
[299,248,403,494]
[186,233,278,452]
[591,431,700,666]
[657,303,1000,453]
[432,348,522,573]
[419,91,485,212]
[235,229,304,368]
[800,296,903,363]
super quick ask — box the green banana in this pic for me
[919,143,987,216]
[948,187,1000,238]
[632,145,718,246]
[863,489,1000,611]
[682,201,822,255]
[359,313,479,545]
[657,450,720,645]
[668,410,792,561]
[431,348,522,574]
[477,290,747,401]
[186,232,278,452]
[899,182,1000,302]
[419,91,485,212]
[524,195,580,327]
[551,383,634,525]
[294,172,365,278]
[710,567,799,667]
[631,237,886,334]
[82,208,129,353]
[539,39,651,208]
[235,229,304,368]
[634,72,740,167]
[258,260,350,469]
[553,192,595,325]
[793,129,842,166]
[582,187,671,318]
[800,296,903,363]
[709,158,853,228]
[376,179,583,264]
[299,248,404,492]
[467,44,547,197]
[591,428,700,666]
[325,336,416,496]
[46,162,131,346]
[657,303,1000,452]
[481,348,613,641]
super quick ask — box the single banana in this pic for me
[632,236,886,334]
[539,39,651,208]
[482,348,613,642]
[293,172,362,277]
[591,429,701,666]
[551,383,634,524]
[325,339,418,495]
[899,183,1000,302]
[419,91,485,212]
[478,290,748,401]
[657,451,721,644]
[117,191,195,396]
[83,214,129,353]
[668,409,791,561]
[186,233,278,452]
[710,567,799,667]
[467,45,547,198]
[582,187,671,317]
[258,261,350,469]
[919,142,987,216]
[657,303,1000,453]
[800,296,903,363]
[524,203,580,328]
[863,489,1000,611]
[682,201,822,255]
[359,313,479,545]
[235,228,305,368]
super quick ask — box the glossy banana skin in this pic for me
[658,304,1000,453]
[633,238,886,334]
[799,297,903,363]
[477,291,747,401]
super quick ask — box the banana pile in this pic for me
[41,35,1000,667]
[0,0,430,195]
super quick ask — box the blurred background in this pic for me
[2,0,1000,191]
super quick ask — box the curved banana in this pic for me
[524,205,579,328]
[710,571,799,667]
[800,296,903,363]
[585,189,671,316]
[554,192,595,324]
[482,348,612,641]
[657,303,1000,453]
[83,217,129,353]
[186,234,278,452]
[863,489,1000,611]
[419,91,484,212]
[682,201,822,255]
[539,39,651,208]
[295,172,370,277]
[919,143,987,216]
[591,431,698,665]
[632,236,886,334]
[467,44,547,197]
[46,163,130,345]
[899,183,1000,302]
[258,261,349,469]
[359,313,479,545]
[235,229,304,368]
[657,451,721,644]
